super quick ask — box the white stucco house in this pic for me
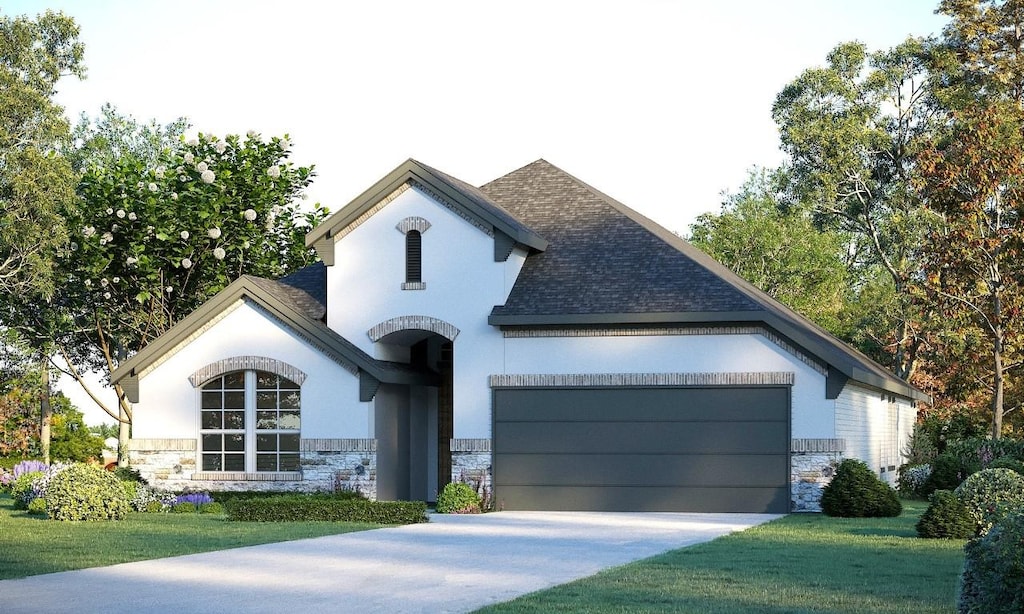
[111,159,926,513]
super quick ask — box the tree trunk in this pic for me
[118,403,130,466]
[39,354,51,464]
[992,341,1004,440]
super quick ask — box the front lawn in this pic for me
[477,500,965,614]
[0,493,383,580]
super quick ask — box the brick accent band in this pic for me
[489,372,794,388]
[188,356,307,387]
[191,472,302,481]
[395,216,431,234]
[367,315,460,342]
[300,438,377,452]
[451,438,492,452]
[792,438,846,453]
[128,438,197,451]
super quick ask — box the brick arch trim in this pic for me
[367,315,460,342]
[188,356,308,387]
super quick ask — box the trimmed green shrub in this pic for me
[171,502,197,514]
[958,512,1024,613]
[224,495,427,524]
[436,482,482,514]
[954,468,1024,536]
[199,502,224,515]
[916,490,974,539]
[113,465,147,484]
[44,463,130,521]
[989,456,1024,476]
[923,453,968,495]
[898,463,932,498]
[821,459,902,518]
[26,496,48,515]
[947,437,1024,472]
[10,471,44,510]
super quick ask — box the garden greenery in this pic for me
[820,459,902,518]
[436,482,482,514]
[958,512,1024,613]
[954,468,1024,536]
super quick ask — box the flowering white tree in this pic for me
[58,130,327,457]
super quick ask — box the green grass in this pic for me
[0,493,382,580]
[476,500,966,614]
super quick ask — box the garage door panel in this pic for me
[497,485,790,513]
[494,388,788,423]
[494,453,788,487]
[494,421,788,455]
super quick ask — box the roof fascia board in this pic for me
[304,160,546,253]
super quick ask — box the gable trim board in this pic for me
[117,157,926,512]
[306,159,548,264]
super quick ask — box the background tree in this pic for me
[772,39,937,380]
[57,122,328,459]
[689,168,850,334]
[0,10,84,463]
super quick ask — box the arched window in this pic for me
[201,370,301,472]
[406,229,422,284]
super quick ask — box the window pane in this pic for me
[224,434,245,452]
[279,377,300,391]
[201,411,222,430]
[223,391,244,409]
[202,434,222,452]
[224,411,245,429]
[256,371,277,389]
[279,411,300,430]
[280,454,300,471]
[280,391,300,410]
[224,454,245,471]
[256,453,277,472]
[202,454,222,471]
[201,377,223,391]
[279,434,300,452]
[256,391,277,410]
[256,433,276,451]
[256,411,277,430]
[201,391,222,410]
[224,372,245,389]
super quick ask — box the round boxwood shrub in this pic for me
[954,468,1024,536]
[44,463,129,521]
[923,453,967,495]
[821,459,902,518]
[989,456,1024,476]
[958,512,1024,613]
[199,502,224,515]
[916,490,974,539]
[10,471,44,510]
[436,482,481,514]
[26,496,48,515]
[171,502,197,514]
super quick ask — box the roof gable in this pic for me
[305,159,547,264]
[481,160,927,402]
[111,274,436,402]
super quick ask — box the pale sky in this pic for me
[5,0,947,425]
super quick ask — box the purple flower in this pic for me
[175,492,214,505]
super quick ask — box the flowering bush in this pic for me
[176,492,213,506]
[44,463,129,521]
[127,483,177,512]
[954,468,1024,536]
[897,463,932,497]
[10,471,45,509]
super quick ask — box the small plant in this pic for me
[10,471,45,510]
[113,465,147,484]
[898,464,932,498]
[199,502,224,515]
[916,490,974,539]
[175,492,214,506]
[958,512,1024,613]
[26,497,48,515]
[129,483,177,512]
[820,459,902,518]
[954,468,1024,536]
[923,453,967,495]
[436,482,482,514]
[44,463,130,521]
[171,502,197,514]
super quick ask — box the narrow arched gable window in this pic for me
[397,216,430,290]
[406,230,422,284]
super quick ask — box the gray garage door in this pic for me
[492,386,790,513]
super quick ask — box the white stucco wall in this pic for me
[132,299,369,441]
[835,383,916,484]
[326,185,526,437]
[502,332,834,439]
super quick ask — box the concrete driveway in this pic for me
[0,511,779,613]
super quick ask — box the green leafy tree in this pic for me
[772,39,938,380]
[57,123,328,459]
[0,10,84,464]
[48,394,104,462]
[689,168,849,334]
